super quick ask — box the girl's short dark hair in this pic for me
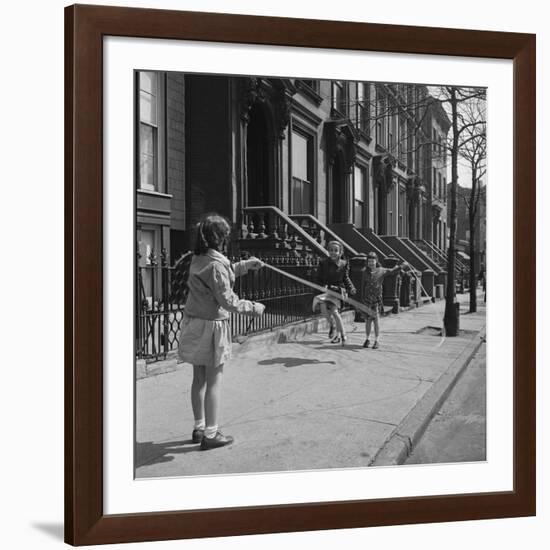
[194,213,231,255]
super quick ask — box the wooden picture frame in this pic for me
[65,4,535,545]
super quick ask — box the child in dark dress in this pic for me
[362,251,408,349]
[312,241,356,346]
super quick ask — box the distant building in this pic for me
[448,181,486,275]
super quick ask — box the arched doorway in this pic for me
[246,104,272,207]
[331,153,346,223]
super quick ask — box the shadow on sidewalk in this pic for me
[136,439,202,468]
[258,357,336,368]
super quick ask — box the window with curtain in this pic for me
[356,82,369,133]
[376,88,386,148]
[139,72,160,192]
[389,108,397,153]
[399,188,407,236]
[353,165,367,228]
[332,81,346,114]
[291,131,312,215]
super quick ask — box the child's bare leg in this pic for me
[372,314,381,348]
[331,307,344,336]
[321,302,335,335]
[204,363,224,435]
[365,317,372,339]
[191,365,206,428]
[373,315,380,339]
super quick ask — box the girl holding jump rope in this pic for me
[312,241,357,346]
[362,251,409,349]
[178,213,265,450]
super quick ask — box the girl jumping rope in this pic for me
[312,240,356,346]
[178,213,265,450]
[362,251,409,349]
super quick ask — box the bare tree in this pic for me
[326,81,487,331]
[429,86,486,334]
[458,98,487,313]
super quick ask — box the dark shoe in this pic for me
[363,339,370,348]
[200,431,234,451]
[372,341,379,350]
[192,428,204,444]
[330,335,341,344]
[340,334,347,347]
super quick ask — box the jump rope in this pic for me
[236,261,446,347]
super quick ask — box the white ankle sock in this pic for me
[194,419,205,430]
[204,425,218,438]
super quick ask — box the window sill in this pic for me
[137,188,173,199]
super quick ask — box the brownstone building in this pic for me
[135,72,455,359]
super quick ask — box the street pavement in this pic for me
[135,292,486,478]
[405,342,486,465]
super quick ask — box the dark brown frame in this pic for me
[65,4,536,546]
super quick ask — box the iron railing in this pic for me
[136,250,328,363]
[136,249,188,363]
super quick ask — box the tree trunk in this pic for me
[444,88,459,336]
[468,165,478,313]
[468,207,477,313]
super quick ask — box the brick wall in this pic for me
[166,74,186,233]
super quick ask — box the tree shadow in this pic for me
[258,357,336,368]
[136,438,202,469]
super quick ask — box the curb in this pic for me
[137,311,356,380]
[370,325,486,467]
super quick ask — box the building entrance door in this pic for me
[246,104,271,207]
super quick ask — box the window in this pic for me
[387,184,397,235]
[432,129,437,153]
[399,188,407,236]
[376,88,386,148]
[356,82,369,134]
[398,115,406,163]
[138,228,161,305]
[139,72,163,192]
[353,165,367,227]
[438,173,442,198]
[433,168,437,196]
[332,81,346,114]
[300,79,319,92]
[389,108,397,153]
[443,177,447,202]
[407,120,414,169]
[291,131,313,215]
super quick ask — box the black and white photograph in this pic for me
[134,71,487,477]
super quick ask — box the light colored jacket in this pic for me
[184,249,261,321]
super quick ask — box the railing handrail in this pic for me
[289,213,360,257]
[418,239,468,273]
[243,205,329,258]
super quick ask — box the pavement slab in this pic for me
[136,292,486,478]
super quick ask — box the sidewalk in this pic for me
[136,292,486,477]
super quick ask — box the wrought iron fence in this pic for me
[136,249,188,363]
[230,255,321,339]
[136,250,327,363]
